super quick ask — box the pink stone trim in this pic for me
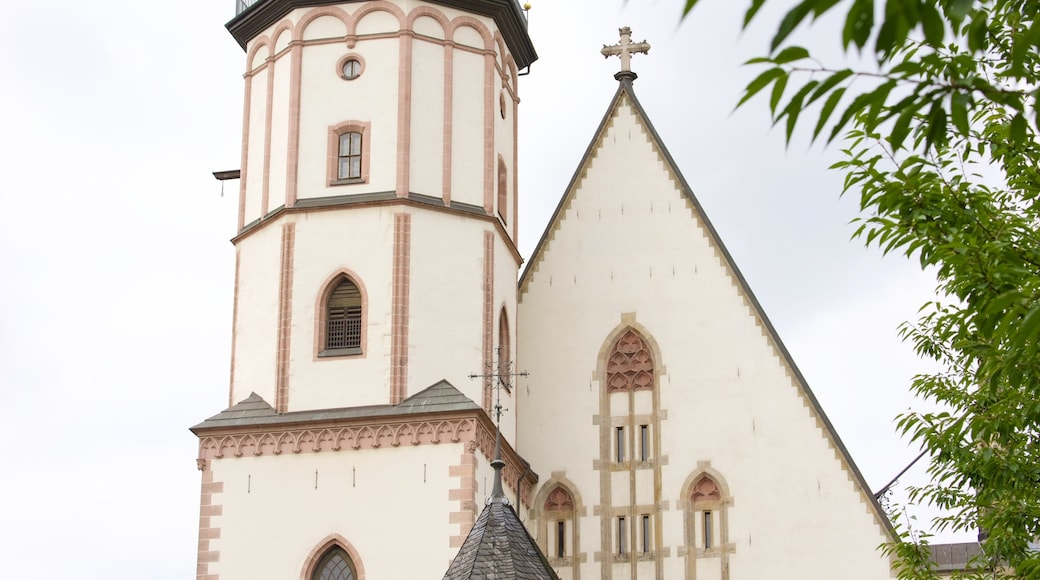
[313,268,370,360]
[276,223,295,413]
[482,50,495,215]
[228,248,242,407]
[482,231,494,411]
[449,446,477,547]
[335,52,367,80]
[396,32,413,198]
[300,534,367,580]
[442,42,454,205]
[390,213,411,403]
[293,5,352,39]
[285,42,303,208]
[326,121,372,186]
[195,465,223,580]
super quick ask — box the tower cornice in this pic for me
[227,0,537,69]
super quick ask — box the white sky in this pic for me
[0,0,970,577]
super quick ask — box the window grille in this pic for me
[313,546,356,580]
[338,132,362,180]
[326,279,362,350]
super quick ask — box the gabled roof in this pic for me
[518,76,896,539]
[190,379,481,432]
[442,496,559,579]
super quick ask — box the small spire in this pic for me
[600,26,651,80]
[490,381,507,502]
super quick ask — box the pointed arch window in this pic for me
[497,156,508,224]
[312,546,356,580]
[542,485,578,564]
[320,275,364,356]
[498,308,511,390]
[682,471,732,565]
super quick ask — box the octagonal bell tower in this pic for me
[191,1,538,578]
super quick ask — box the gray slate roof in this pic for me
[443,497,560,580]
[190,380,481,432]
[928,542,984,572]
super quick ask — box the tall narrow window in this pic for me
[617,516,626,555]
[498,309,511,390]
[312,546,356,580]
[642,514,651,554]
[497,157,508,223]
[640,424,649,461]
[615,426,625,463]
[703,511,713,549]
[326,278,362,352]
[338,132,362,180]
[543,485,576,564]
[556,520,566,558]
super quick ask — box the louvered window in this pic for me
[326,278,362,352]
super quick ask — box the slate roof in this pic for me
[928,542,984,572]
[442,497,560,580]
[190,379,481,432]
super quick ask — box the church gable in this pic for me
[517,78,894,578]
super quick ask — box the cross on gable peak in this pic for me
[601,25,651,80]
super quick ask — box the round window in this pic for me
[341,59,361,80]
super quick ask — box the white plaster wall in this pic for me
[409,38,446,197]
[244,66,268,224]
[296,37,399,199]
[231,223,282,405]
[405,212,485,404]
[287,207,395,411]
[268,53,291,211]
[518,99,893,578]
[449,48,485,208]
[209,442,463,579]
[493,233,519,441]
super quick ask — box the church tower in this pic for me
[192,1,538,578]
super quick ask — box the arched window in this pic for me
[312,546,357,580]
[324,277,362,355]
[327,121,371,186]
[498,308,511,390]
[680,468,733,575]
[541,484,579,565]
[497,156,508,223]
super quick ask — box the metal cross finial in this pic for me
[469,347,529,501]
[601,26,651,75]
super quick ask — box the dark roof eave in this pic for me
[226,0,538,69]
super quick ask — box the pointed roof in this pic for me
[519,76,896,539]
[442,497,559,580]
[190,379,481,432]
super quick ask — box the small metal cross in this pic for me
[601,26,651,74]
[469,347,529,423]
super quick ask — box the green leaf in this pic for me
[682,0,702,17]
[771,0,815,52]
[813,87,846,142]
[772,46,810,64]
[811,0,842,19]
[950,92,970,136]
[743,0,767,27]
[967,12,988,52]
[736,67,786,109]
[919,2,944,47]
[925,102,947,150]
[864,80,897,130]
[807,69,853,106]
[889,101,917,151]
[828,90,875,143]
[777,80,818,143]
[843,0,875,51]
[770,73,789,116]
[1010,113,1027,145]
[947,0,972,24]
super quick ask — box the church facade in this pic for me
[191,1,898,578]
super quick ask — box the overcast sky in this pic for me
[0,0,968,577]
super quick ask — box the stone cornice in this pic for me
[195,407,538,506]
[226,0,538,69]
